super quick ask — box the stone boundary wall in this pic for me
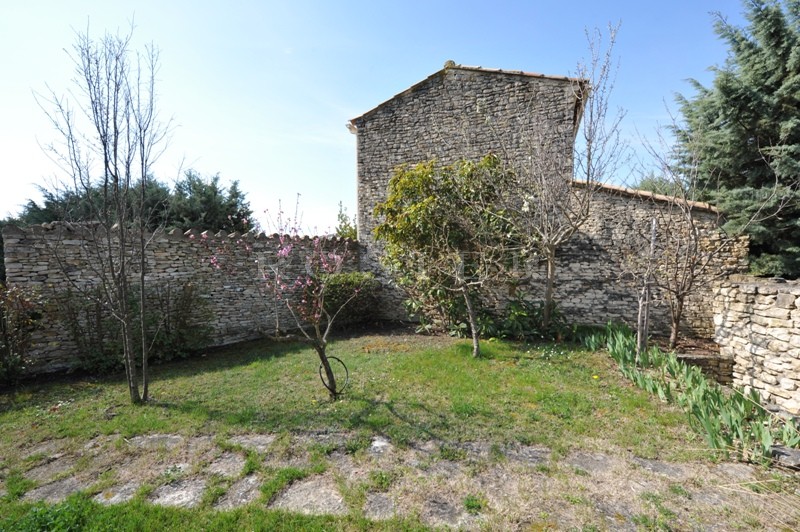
[2,223,358,374]
[520,187,749,337]
[713,276,800,414]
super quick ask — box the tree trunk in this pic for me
[543,250,557,331]
[461,285,481,358]
[140,229,149,402]
[636,284,650,365]
[122,320,142,404]
[669,298,684,350]
[316,344,338,400]
[636,218,657,363]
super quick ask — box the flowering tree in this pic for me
[205,205,365,400]
[270,236,361,399]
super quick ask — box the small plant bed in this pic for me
[1,333,798,530]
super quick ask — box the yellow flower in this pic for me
[592,375,599,380]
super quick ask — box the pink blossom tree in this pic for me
[205,200,364,400]
[270,235,361,399]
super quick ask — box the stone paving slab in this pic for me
[6,431,797,530]
[269,476,347,516]
[363,492,396,520]
[94,481,140,505]
[150,478,207,508]
[23,477,87,504]
[24,456,76,483]
[229,434,276,454]
[207,452,245,478]
[214,475,262,510]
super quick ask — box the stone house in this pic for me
[348,63,748,333]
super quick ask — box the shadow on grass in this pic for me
[0,337,308,415]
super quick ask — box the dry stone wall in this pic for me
[714,276,800,415]
[2,223,358,374]
[540,187,748,336]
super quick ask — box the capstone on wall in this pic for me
[2,223,358,374]
[714,276,800,415]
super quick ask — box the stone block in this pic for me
[779,399,800,415]
[779,378,797,391]
[775,293,796,309]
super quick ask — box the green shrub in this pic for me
[2,493,93,531]
[51,279,212,374]
[320,271,380,327]
[0,284,42,388]
[144,281,213,363]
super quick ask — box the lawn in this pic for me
[0,333,692,460]
[2,331,791,530]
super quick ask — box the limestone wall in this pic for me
[350,65,748,334]
[543,187,749,336]
[714,276,800,414]
[2,223,358,374]
[351,65,582,319]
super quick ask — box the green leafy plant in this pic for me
[51,279,212,374]
[316,271,379,327]
[605,323,799,462]
[334,201,357,240]
[368,470,398,492]
[0,283,42,387]
[463,493,488,514]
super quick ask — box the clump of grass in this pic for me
[344,433,371,455]
[438,444,467,462]
[463,493,487,514]
[367,469,398,492]
[260,467,308,503]
[3,470,35,500]
[242,452,261,476]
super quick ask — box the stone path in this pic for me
[5,431,799,530]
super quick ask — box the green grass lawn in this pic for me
[0,334,694,459]
[0,332,703,530]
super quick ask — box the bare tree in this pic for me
[486,25,627,330]
[626,124,784,350]
[37,26,170,403]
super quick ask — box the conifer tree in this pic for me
[676,0,800,278]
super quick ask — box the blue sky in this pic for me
[0,1,747,231]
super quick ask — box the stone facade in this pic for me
[714,276,800,415]
[350,65,584,320]
[2,223,358,374]
[349,64,748,334]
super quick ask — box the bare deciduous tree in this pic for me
[627,123,787,350]
[37,26,170,403]
[489,25,627,329]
